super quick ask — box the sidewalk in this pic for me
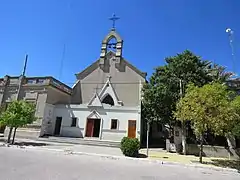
[39,143,123,156]
[140,148,240,172]
[1,137,239,173]
[0,137,123,157]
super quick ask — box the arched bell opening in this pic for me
[107,37,117,53]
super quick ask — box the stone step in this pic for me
[38,137,121,148]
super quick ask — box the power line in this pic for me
[59,43,66,79]
[58,0,73,80]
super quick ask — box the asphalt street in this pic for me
[0,146,239,180]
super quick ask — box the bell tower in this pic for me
[99,14,123,65]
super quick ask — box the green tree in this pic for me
[174,83,237,163]
[0,104,7,133]
[230,96,240,137]
[142,50,232,154]
[0,100,36,144]
[207,64,234,82]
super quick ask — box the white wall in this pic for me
[53,104,140,141]
[40,103,55,136]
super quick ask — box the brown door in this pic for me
[86,119,94,137]
[128,120,136,138]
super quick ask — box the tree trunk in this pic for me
[199,134,204,163]
[11,127,17,145]
[226,133,236,160]
[182,122,187,155]
[7,126,13,143]
[226,133,236,149]
[146,122,150,157]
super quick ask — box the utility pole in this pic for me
[16,54,28,100]
[146,120,150,157]
[9,55,28,144]
[226,28,236,74]
[179,79,187,155]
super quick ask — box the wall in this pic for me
[53,104,140,141]
[0,91,3,106]
[187,144,240,159]
[40,103,55,136]
[76,55,145,106]
[46,87,71,105]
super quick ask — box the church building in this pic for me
[0,16,147,143]
[52,27,146,142]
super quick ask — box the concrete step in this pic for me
[38,137,121,148]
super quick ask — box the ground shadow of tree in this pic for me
[137,153,148,158]
[204,159,240,172]
[14,142,48,146]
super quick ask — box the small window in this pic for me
[37,79,44,84]
[27,79,35,84]
[111,119,118,130]
[71,117,77,127]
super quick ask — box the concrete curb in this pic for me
[1,143,239,174]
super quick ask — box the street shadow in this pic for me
[14,142,48,147]
[203,159,240,173]
[137,153,148,158]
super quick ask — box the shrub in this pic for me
[120,137,140,157]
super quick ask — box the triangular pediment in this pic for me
[87,110,101,119]
[88,92,103,107]
[98,77,122,106]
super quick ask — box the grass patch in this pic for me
[140,149,240,171]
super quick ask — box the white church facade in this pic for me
[48,28,146,142]
[28,24,147,142]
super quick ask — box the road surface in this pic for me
[0,146,239,180]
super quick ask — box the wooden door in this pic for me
[85,119,94,137]
[128,120,136,138]
[54,117,62,135]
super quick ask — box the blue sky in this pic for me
[0,0,239,86]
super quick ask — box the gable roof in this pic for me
[87,110,101,119]
[75,51,147,80]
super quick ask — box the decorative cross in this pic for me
[107,75,112,81]
[109,13,120,30]
[94,86,101,93]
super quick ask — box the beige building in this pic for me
[0,28,147,142]
[0,76,72,137]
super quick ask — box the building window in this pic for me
[111,119,118,130]
[102,94,114,106]
[27,79,35,84]
[71,117,77,127]
[37,79,45,84]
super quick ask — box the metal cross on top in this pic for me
[109,13,120,30]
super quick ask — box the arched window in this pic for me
[102,94,114,106]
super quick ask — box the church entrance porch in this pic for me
[85,118,101,138]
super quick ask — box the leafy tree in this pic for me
[142,50,232,154]
[0,100,36,144]
[230,96,240,137]
[206,64,234,83]
[143,50,210,124]
[0,104,7,132]
[174,83,237,163]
